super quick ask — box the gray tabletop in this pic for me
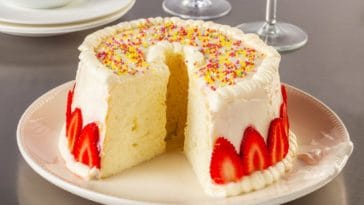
[1,0,363,204]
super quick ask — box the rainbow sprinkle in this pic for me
[96,19,263,90]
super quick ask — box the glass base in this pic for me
[237,21,308,52]
[162,0,231,20]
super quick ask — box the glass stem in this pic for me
[265,0,277,25]
[258,0,279,39]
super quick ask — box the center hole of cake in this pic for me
[165,51,189,151]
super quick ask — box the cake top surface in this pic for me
[95,18,264,90]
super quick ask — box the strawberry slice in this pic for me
[66,84,76,131]
[281,84,287,104]
[67,108,83,154]
[240,126,270,175]
[210,137,243,184]
[267,118,289,165]
[280,102,289,138]
[66,90,73,131]
[73,123,101,168]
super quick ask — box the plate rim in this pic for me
[0,0,135,37]
[0,0,134,25]
[16,81,354,205]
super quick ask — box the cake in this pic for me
[59,17,297,197]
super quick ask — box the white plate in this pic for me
[0,0,133,25]
[0,0,135,37]
[17,81,353,205]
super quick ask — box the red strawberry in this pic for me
[240,126,270,175]
[267,118,289,165]
[66,90,73,131]
[281,84,287,104]
[67,108,83,154]
[280,102,289,138]
[210,137,243,184]
[66,84,76,131]
[73,123,101,168]
[280,85,290,154]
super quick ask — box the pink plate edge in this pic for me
[16,81,354,205]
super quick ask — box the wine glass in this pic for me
[237,0,308,52]
[162,0,231,20]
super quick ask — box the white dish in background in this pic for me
[17,81,353,205]
[8,0,74,9]
[0,0,133,25]
[0,0,135,37]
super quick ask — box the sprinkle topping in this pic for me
[96,19,263,90]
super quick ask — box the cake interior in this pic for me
[100,67,168,178]
[100,44,194,177]
[165,51,189,151]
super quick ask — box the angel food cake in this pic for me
[59,17,297,197]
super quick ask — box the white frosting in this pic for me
[147,41,205,69]
[72,61,111,147]
[58,126,100,179]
